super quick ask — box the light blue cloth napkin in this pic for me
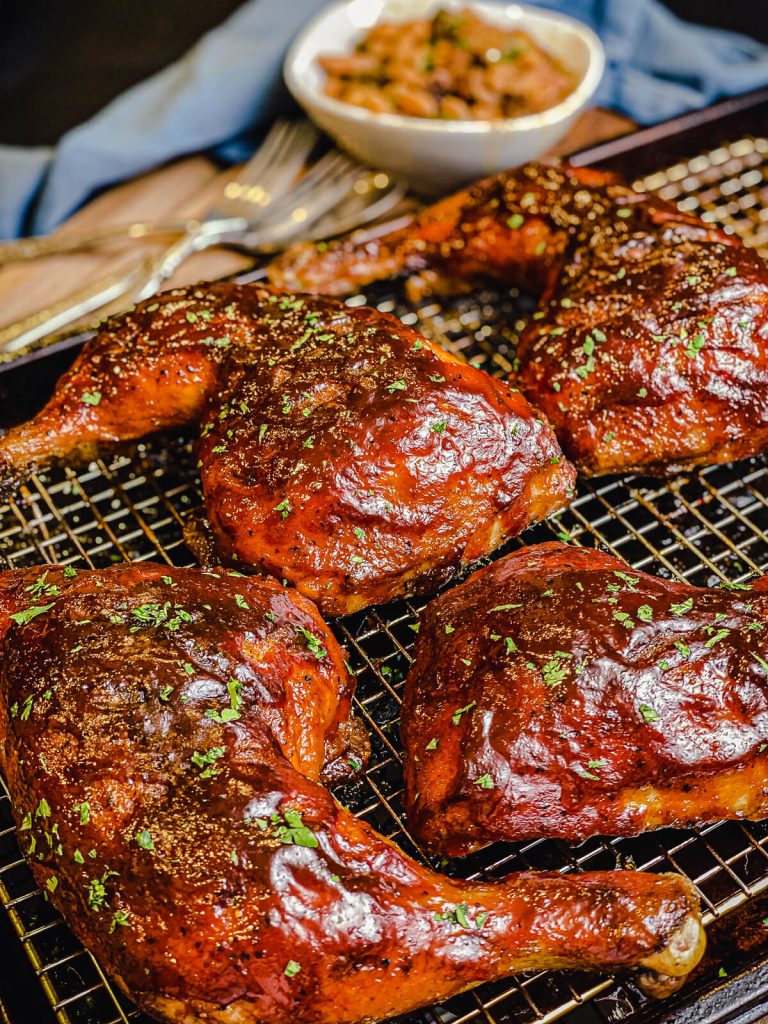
[3,0,768,238]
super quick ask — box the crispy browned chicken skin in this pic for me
[0,563,704,1023]
[402,542,768,856]
[0,283,574,616]
[269,163,768,476]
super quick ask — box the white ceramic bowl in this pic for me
[284,0,605,194]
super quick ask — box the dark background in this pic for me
[0,0,766,146]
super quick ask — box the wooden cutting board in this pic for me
[0,108,633,337]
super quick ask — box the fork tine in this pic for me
[218,120,291,197]
[211,121,318,223]
[242,122,319,208]
[238,120,315,192]
[237,159,380,251]
[285,167,371,230]
[273,151,359,209]
[262,154,362,225]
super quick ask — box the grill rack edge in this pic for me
[1,133,768,1024]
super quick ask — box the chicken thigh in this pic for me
[0,284,574,615]
[270,163,768,476]
[402,542,768,855]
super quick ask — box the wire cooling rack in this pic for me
[1,133,768,1024]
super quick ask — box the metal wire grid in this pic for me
[1,133,768,1024]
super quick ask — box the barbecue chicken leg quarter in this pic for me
[269,162,768,477]
[0,562,705,1023]
[402,541,768,856]
[0,283,575,616]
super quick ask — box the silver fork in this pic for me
[135,149,367,297]
[0,145,406,357]
[228,151,370,254]
[0,119,319,353]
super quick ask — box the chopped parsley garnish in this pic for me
[206,678,243,723]
[636,605,654,622]
[275,808,318,848]
[274,499,292,520]
[639,704,660,723]
[10,603,55,626]
[81,391,102,406]
[542,651,572,687]
[284,960,301,977]
[191,746,225,779]
[86,869,117,911]
[704,628,730,648]
[685,334,705,359]
[235,593,249,610]
[130,602,192,631]
[431,420,448,435]
[426,738,438,750]
[297,626,327,660]
[451,701,476,725]
[474,774,494,789]
[506,213,524,229]
[25,571,60,600]
[386,379,407,393]
[670,598,693,617]
[434,902,490,929]
[110,910,131,932]
[135,830,155,851]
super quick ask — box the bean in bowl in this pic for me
[318,6,578,121]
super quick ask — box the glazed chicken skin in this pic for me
[0,283,574,616]
[0,562,705,1024]
[402,542,768,856]
[269,162,768,476]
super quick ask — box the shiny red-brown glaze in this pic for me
[269,163,768,476]
[0,283,574,616]
[402,542,768,856]
[0,562,706,1023]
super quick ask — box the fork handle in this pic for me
[0,221,195,266]
[0,258,155,354]
[131,216,249,300]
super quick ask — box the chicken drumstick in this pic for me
[0,562,705,1023]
